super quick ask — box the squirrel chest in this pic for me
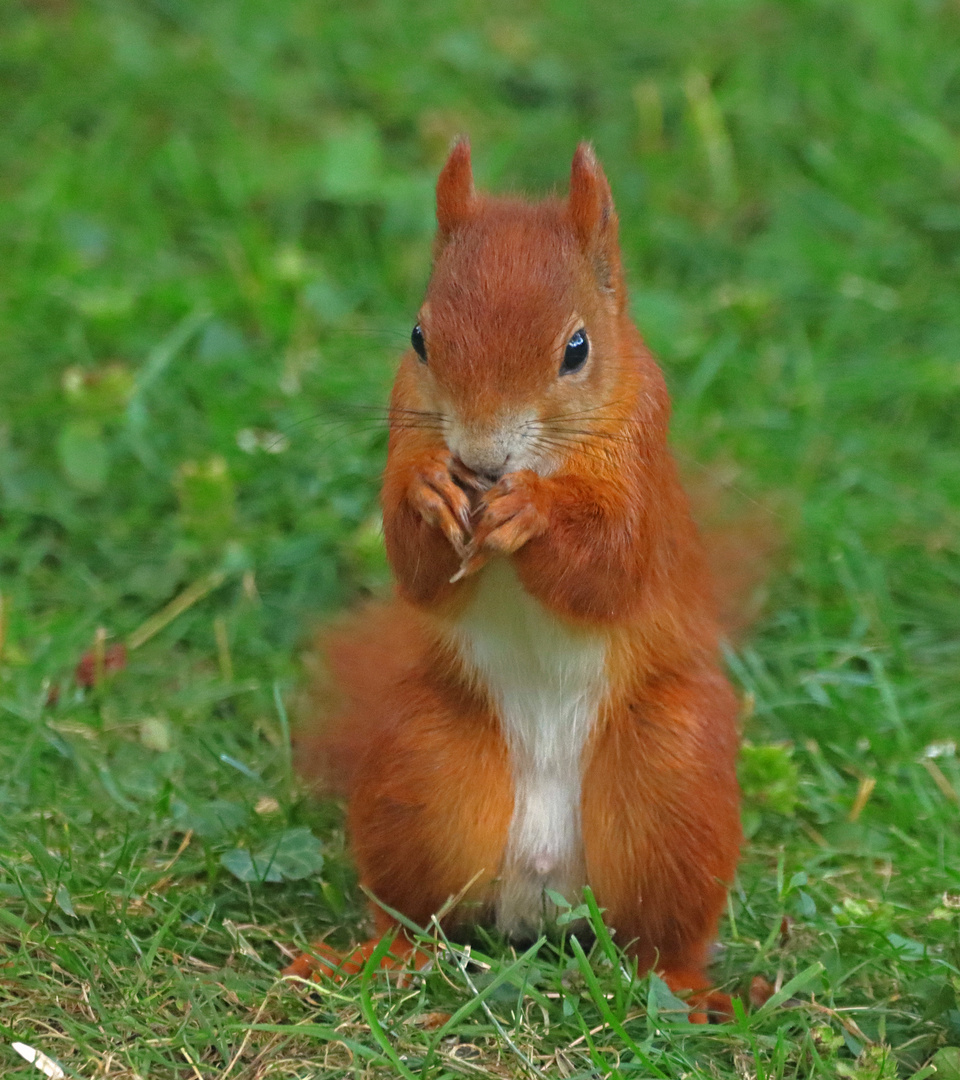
[451,559,607,937]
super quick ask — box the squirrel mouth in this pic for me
[451,456,506,489]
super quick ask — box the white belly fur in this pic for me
[452,560,607,937]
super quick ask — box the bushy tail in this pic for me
[294,599,432,797]
[684,465,786,643]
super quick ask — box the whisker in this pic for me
[523,416,623,431]
[330,404,435,414]
[304,420,448,459]
[529,436,616,465]
[523,413,657,436]
[321,403,446,421]
[538,426,634,450]
[273,404,446,438]
[273,414,446,449]
[388,423,447,433]
[324,419,444,431]
[547,426,632,443]
[276,415,386,438]
[305,428,387,458]
[534,433,616,455]
[319,325,412,342]
[535,399,631,424]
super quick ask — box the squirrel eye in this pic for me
[560,328,589,375]
[411,323,427,363]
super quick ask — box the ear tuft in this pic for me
[568,143,621,294]
[436,137,475,238]
[569,143,614,245]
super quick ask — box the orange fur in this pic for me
[289,141,742,1021]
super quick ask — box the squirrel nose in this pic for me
[446,425,512,482]
[478,463,507,484]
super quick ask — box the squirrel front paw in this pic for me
[407,453,483,558]
[454,470,549,579]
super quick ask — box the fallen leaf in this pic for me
[12,1042,66,1079]
[75,643,127,688]
[749,974,777,1009]
[414,1011,452,1030]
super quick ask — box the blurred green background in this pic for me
[1,1,960,1076]
[3,1,959,666]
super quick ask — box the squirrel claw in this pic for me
[471,471,548,557]
[450,547,489,582]
[409,457,473,556]
[449,457,489,494]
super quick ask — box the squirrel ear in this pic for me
[436,138,475,239]
[568,143,621,295]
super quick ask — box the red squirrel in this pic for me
[287,141,742,1020]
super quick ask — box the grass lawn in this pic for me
[2,1,960,1076]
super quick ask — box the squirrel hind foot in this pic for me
[659,967,734,1025]
[687,988,734,1025]
[282,942,354,982]
[282,934,431,987]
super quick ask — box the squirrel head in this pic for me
[396,140,641,483]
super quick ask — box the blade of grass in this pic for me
[126,570,226,651]
[568,935,669,1078]
[754,961,825,1016]
[357,932,420,1080]
[430,919,549,1080]
[582,885,627,1019]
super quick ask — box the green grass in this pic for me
[1,0,959,1076]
